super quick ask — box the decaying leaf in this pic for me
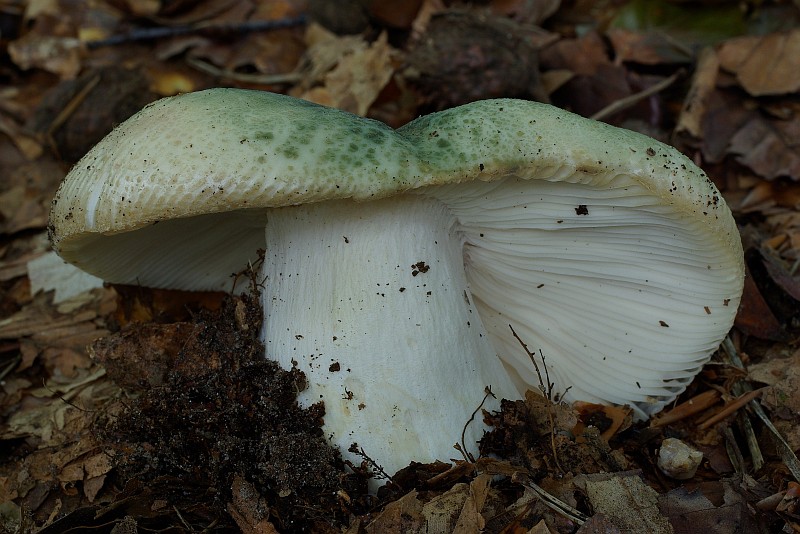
[293,24,396,116]
[365,490,425,533]
[228,475,280,534]
[676,47,719,140]
[718,29,800,97]
[8,34,82,79]
[420,483,469,533]
[728,113,800,181]
[573,471,673,534]
[452,474,491,532]
[659,480,764,534]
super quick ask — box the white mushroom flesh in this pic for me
[261,195,518,476]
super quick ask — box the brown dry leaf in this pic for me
[528,519,556,533]
[728,112,800,181]
[0,115,43,160]
[0,293,99,340]
[83,474,106,503]
[734,263,784,340]
[525,389,578,433]
[83,451,113,479]
[5,367,106,443]
[151,0,248,26]
[718,29,800,96]
[758,355,800,420]
[296,27,396,116]
[409,0,445,40]
[295,24,367,89]
[760,247,800,302]
[676,47,719,139]
[194,0,306,80]
[607,28,693,66]
[452,473,491,532]
[573,472,672,534]
[227,475,279,534]
[8,33,82,79]
[539,32,631,118]
[365,490,425,533]
[421,483,469,533]
[491,0,560,25]
[323,31,395,116]
[0,185,49,234]
[575,514,621,533]
[695,89,751,164]
[658,481,761,534]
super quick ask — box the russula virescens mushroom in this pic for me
[49,89,744,478]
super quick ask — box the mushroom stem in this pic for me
[260,196,519,477]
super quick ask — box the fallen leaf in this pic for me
[608,28,693,65]
[734,262,784,340]
[658,480,762,534]
[82,474,106,503]
[718,29,800,96]
[676,47,719,139]
[421,483,469,533]
[452,474,491,532]
[573,471,672,534]
[539,32,632,118]
[8,33,82,79]
[728,113,800,181]
[365,490,425,533]
[575,513,621,533]
[491,0,560,25]
[322,31,395,115]
[227,475,279,534]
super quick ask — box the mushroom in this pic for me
[49,89,744,479]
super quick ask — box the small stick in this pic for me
[698,388,764,430]
[187,57,302,85]
[86,16,308,49]
[590,71,682,122]
[650,389,720,427]
[722,337,800,479]
[512,471,588,525]
[509,324,553,399]
[460,386,495,462]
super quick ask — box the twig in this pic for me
[590,70,683,122]
[42,378,94,413]
[460,386,495,462]
[749,400,800,481]
[650,389,720,427]
[86,16,308,49]
[721,337,800,480]
[723,426,746,475]
[508,325,566,471]
[45,74,101,159]
[698,388,765,430]
[348,443,402,491]
[187,57,303,85]
[719,337,766,472]
[509,324,553,399]
[512,471,588,525]
[0,354,20,382]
